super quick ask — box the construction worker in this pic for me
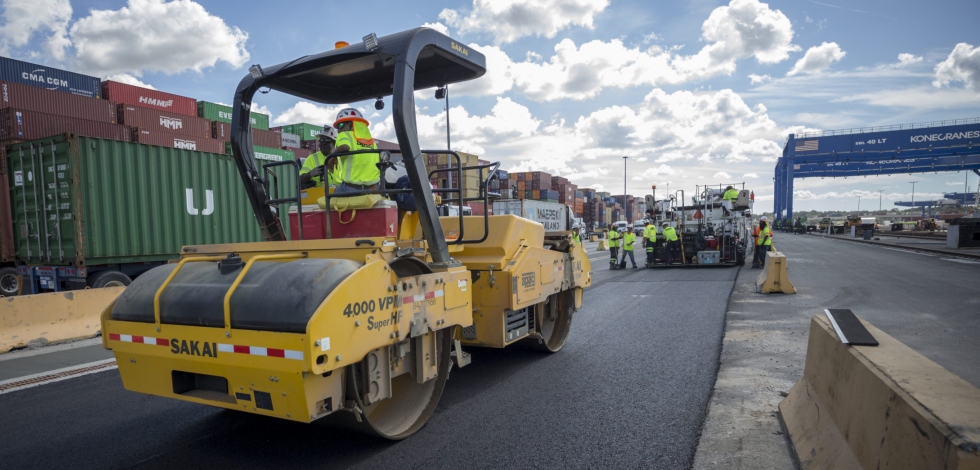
[608,228,620,269]
[662,222,679,264]
[643,219,657,266]
[751,220,762,267]
[723,185,739,201]
[620,226,638,268]
[299,126,339,189]
[572,225,581,245]
[754,217,773,268]
[332,108,381,193]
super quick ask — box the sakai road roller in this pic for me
[100,28,591,440]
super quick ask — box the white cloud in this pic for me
[633,164,676,180]
[897,53,923,67]
[449,44,515,97]
[0,0,72,60]
[105,73,155,89]
[422,22,449,36]
[748,73,771,85]
[837,86,980,109]
[947,181,967,186]
[787,42,846,76]
[744,173,759,178]
[714,172,732,179]
[439,0,609,45]
[70,0,249,76]
[933,43,980,90]
[251,101,272,120]
[273,102,353,127]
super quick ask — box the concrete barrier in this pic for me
[596,239,608,251]
[779,315,980,469]
[756,251,796,294]
[0,287,125,353]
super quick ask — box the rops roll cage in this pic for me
[262,149,501,244]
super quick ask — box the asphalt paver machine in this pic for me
[100,28,591,439]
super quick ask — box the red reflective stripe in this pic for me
[156,338,169,346]
[233,345,249,354]
[109,333,120,341]
[267,349,285,358]
[424,292,435,300]
[132,336,144,344]
[402,296,414,304]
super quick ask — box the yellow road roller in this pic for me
[100,28,591,440]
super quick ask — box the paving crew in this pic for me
[754,217,773,268]
[608,228,620,269]
[620,225,638,268]
[299,126,339,189]
[332,108,381,194]
[662,222,679,264]
[723,185,739,201]
[643,219,657,266]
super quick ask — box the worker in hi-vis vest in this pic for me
[619,226,638,269]
[332,108,381,194]
[643,219,657,266]
[723,186,739,201]
[608,228,620,269]
[300,126,340,189]
[662,222,679,264]
[755,217,773,268]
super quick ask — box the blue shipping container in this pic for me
[0,56,101,98]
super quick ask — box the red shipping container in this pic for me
[291,147,313,160]
[289,206,398,240]
[0,109,129,142]
[1,81,116,123]
[117,104,210,137]
[212,121,282,148]
[130,128,225,153]
[101,80,196,116]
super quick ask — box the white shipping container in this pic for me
[492,199,569,231]
[281,132,301,148]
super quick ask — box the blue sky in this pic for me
[2,0,979,212]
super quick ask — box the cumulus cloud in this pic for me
[421,22,449,36]
[106,73,155,89]
[273,102,353,127]
[748,73,771,85]
[439,0,609,45]
[933,43,980,90]
[633,164,676,180]
[70,0,249,76]
[744,173,759,178]
[787,42,846,76]
[714,172,732,179]
[449,44,515,97]
[0,0,72,60]
[897,53,923,66]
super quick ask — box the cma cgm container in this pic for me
[101,80,196,116]
[0,108,129,141]
[6,134,297,293]
[197,101,270,130]
[1,80,115,123]
[117,104,210,137]
[131,127,225,153]
[0,56,102,98]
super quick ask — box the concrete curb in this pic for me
[755,252,796,294]
[0,287,125,353]
[779,315,980,469]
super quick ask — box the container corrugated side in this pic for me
[130,128,225,153]
[117,104,210,137]
[6,134,297,266]
[0,108,130,141]
[1,80,115,123]
[491,199,568,231]
[197,101,270,130]
[283,123,323,141]
[211,121,281,147]
[0,56,101,98]
[1,146,13,262]
[223,141,294,162]
[101,80,196,116]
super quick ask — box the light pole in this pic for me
[623,156,628,222]
[909,181,918,212]
[858,196,861,212]
[878,190,883,212]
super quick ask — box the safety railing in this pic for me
[794,117,980,139]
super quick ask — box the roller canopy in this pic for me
[249,28,486,104]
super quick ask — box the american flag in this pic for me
[795,140,819,152]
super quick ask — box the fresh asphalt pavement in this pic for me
[0,242,736,470]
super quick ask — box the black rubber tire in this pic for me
[87,270,132,289]
[0,267,19,296]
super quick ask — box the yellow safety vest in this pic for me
[643,225,656,241]
[336,122,380,185]
[608,230,619,248]
[623,232,635,251]
[757,226,772,246]
[723,189,739,200]
[573,232,580,244]
[663,226,678,241]
[300,151,342,188]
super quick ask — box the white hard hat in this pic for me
[760,216,769,222]
[662,221,669,226]
[334,107,368,127]
[318,125,337,141]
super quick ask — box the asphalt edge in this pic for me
[806,232,980,261]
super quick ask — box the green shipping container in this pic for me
[197,101,270,130]
[224,142,294,162]
[6,134,297,268]
[282,123,324,141]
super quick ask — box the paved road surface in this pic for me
[0,242,736,469]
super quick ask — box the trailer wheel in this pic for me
[0,267,19,296]
[87,270,132,289]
